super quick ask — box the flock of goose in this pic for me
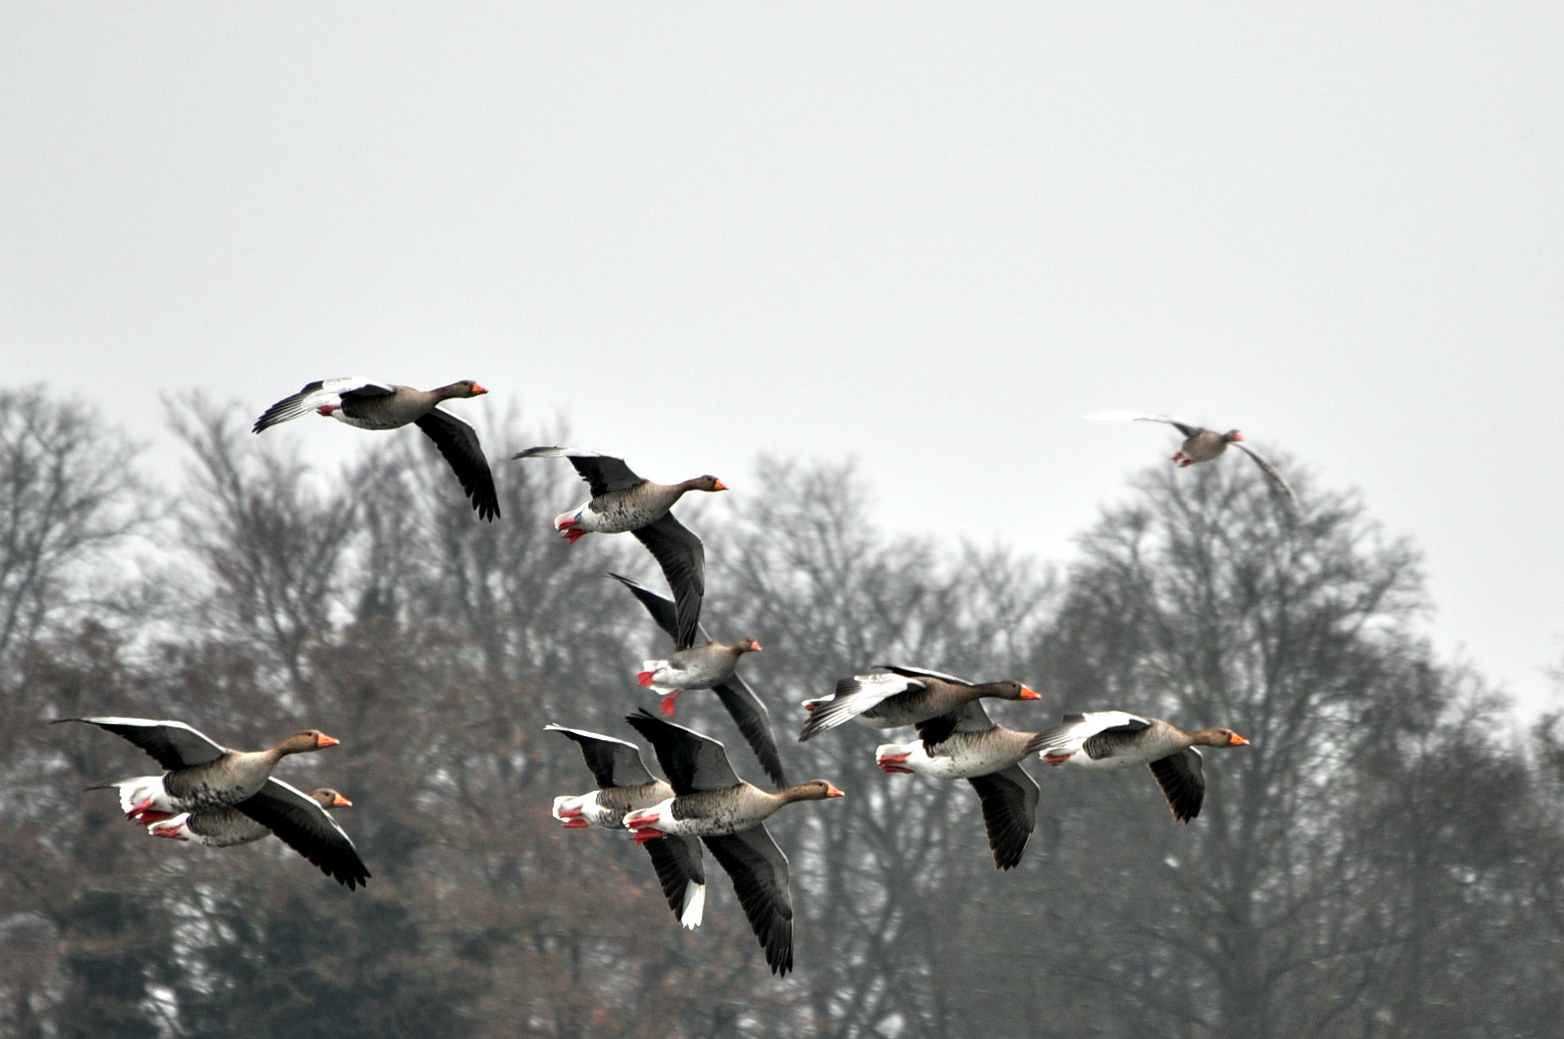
[56,378,1289,976]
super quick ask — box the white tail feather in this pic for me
[680,882,706,929]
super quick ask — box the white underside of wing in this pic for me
[1039,710,1149,758]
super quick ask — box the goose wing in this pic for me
[1148,747,1206,824]
[544,724,656,788]
[56,717,227,770]
[631,515,706,650]
[711,673,788,789]
[624,710,740,794]
[702,825,794,976]
[1230,441,1300,507]
[512,447,643,497]
[1083,412,1205,439]
[252,378,394,433]
[413,409,500,521]
[608,571,705,649]
[966,763,1039,870]
[874,663,976,686]
[914,699,995,750]
[797,672,928,742]
[643,834,707,930]
[234,778,371,889]
[1034,711,1151,755]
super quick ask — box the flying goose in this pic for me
[254,378,500,520]
[513,448,725,647]
[1084,412,1298,507]
[610,572,785,788]
[546,724,707,929]
[59,717,341,822]
[1035,711,1250,823]
[875,701,1047,870]
[799,665,1040,746]
[622,711,843,976]
[147,783,370,890]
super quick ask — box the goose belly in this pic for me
[1180,434,1228,463]
[633,792,760,838]
[579,493,667,534]
[646,653,733,691]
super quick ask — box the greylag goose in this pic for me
[513,447,725,647]
[1035,711,1250,823]
[610,572,786,788]
[147,783,370,890]
[546,724,706,929]
[622,710,844,976]
[798,665,1040,745]
[59,717,342,822]
[253,378,499,521]
[875,702,1046,870]
[1084,412,1298,507]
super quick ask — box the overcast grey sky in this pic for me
[3,4,1561,712]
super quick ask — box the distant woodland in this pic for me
[3,384,1562,1039]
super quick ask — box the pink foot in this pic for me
[633,828,665,845]
[659,692,680,717]
[317,404,338,417]
[1043,753,1070,766]
[561,819,590,828]
[879,764,914,774]
[562,529,586,544]
[804,702,820,712]
[1178,459,1194,468]
[126,797,155,821]
[637,671,656,688]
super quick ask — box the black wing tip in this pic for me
[336,866,372,890]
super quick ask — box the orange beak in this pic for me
[1229,733,1250,746]
[315,734,341,748]
[751,641,763,652]
[332,793,353,807]
[1230,431,1244,442]
[471,383,489,395]
[712,480,728,491]
[1019,687,1041,700]
[826,785,845,798]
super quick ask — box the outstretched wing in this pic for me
[1034,711,1151,756]
[56,717,227,770]
[234,778,371,889]
[711,673,788,789]
[544,724,656,788]
[252,378,394,433]
[624,710,741,794]
[511,447,643,497]
[1229,441,1300,508]
[1148,748,1206,824]
[608,571,702,648]
[797,672,926,742]
[703,825,794,976]
[875,663,975,686]
[966,763,1039,870]
[1083,412,1204,439]
[632,515,706,650]
[414,409,500,521]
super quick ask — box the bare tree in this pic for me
[0,386,152,669]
